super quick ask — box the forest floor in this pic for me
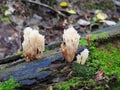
[0,0,120,90]
[0,0,120,57]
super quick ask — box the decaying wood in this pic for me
[90,22,120,40]
[0,54,23,64]
[0,48,60,66]
[0,47,84,86]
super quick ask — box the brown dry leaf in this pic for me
[94,70,104,83]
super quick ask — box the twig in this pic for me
[22,0,66,17]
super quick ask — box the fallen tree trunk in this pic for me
[87,22,120,40]
[0,47,84,86]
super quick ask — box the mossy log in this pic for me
[0,47,84,86]
[88,22,120,40]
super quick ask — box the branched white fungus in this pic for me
[76,49,89,65]
[22,27,45,62]
[61,26,80,62]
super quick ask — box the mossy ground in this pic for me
[0,77,20,90]
[52,39,120,90]
[95,42,120,79]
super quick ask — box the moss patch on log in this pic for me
[52,38,120,90]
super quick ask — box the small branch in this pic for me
[0,54,23,64]
[22,0,66,17]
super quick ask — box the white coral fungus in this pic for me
[22,27,45,62]
[61,26,80,62]
[76,49,89,65]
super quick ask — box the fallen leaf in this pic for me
[96,12,108,20]
[77,19,90,26]
[60,1,68,8]
[94,10,102,14]
[67,9,76,14]
[101,20,116,26]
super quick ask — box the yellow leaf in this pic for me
[60,1,68,8]
[96,12,107,20]
[67,9,76,14]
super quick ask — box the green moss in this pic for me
[54,77,84,90]
[53,77,105,90]
[0,77,20,90]
[79,39,88,46]
[44,48,50,52]
[110,83,120,90]
[53,77,81,90]
[85,1,114,10]
[53,40,120,90]
[90,42,120,81]
[86,2,95,9]
[96,4,105,10]
[0,16,11,24]
[79,32,108,46]
[86,2,105,10]
[91,32,108,41]
[15,51,25,57]
[72,63,96,79]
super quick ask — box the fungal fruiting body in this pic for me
[61,26,80,62]
[22,27,45,62]
[76,49,89,65]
